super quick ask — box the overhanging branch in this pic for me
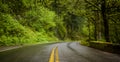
[84,0,101,11]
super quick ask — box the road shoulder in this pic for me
[0,46,22,52]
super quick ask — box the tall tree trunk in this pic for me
[94,11,99,41]
[96,11,102,40]
[88,20,91,41]
[101,0,110,42]
[94,19,97,41]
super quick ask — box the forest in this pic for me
[0,0,120,46]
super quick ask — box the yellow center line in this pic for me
[49,47,55,62]
[55,47,59,62]
[49,46,60,62]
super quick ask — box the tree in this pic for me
[101,0,110,42]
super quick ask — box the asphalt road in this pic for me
[0,42,120,62]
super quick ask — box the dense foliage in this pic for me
[0,0,58,46]
[0,0,120,46]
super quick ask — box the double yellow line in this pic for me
[49,46,59,62]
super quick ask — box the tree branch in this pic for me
[84,0,101,10]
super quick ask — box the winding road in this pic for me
[0,42,120,62]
